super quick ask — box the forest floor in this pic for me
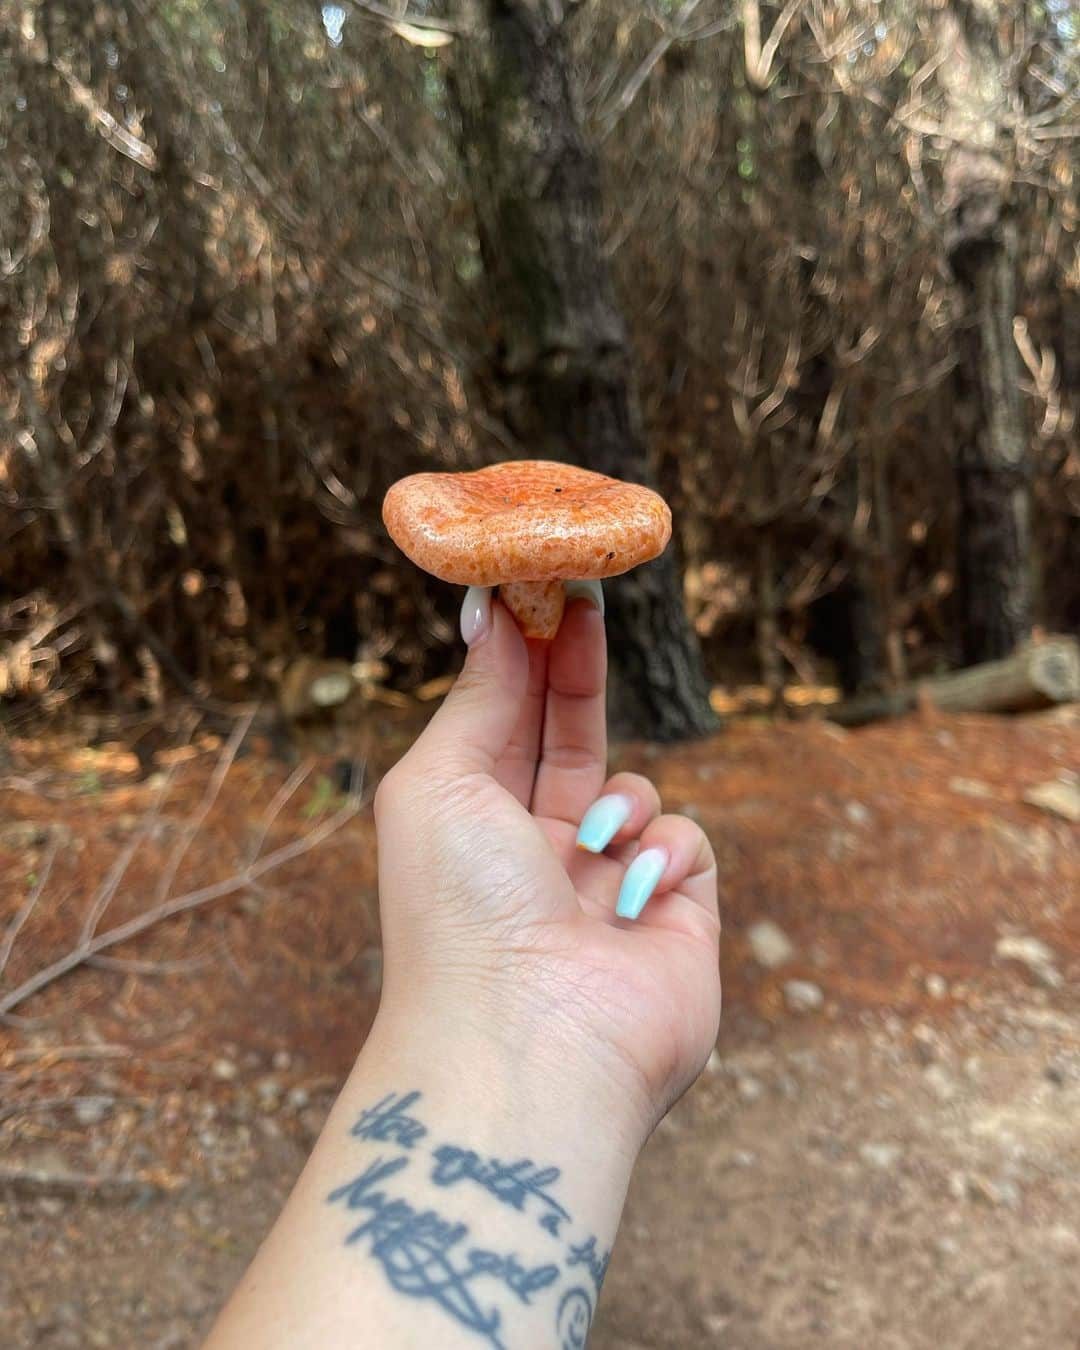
[1,702,1078,1349]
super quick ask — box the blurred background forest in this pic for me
[3,8,1080,1348]
[2,0,1079,739]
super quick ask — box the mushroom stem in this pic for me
[499,580,566,640]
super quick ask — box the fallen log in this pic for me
[827,636,1080,727]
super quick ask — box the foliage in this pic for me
[1,0,1078,714]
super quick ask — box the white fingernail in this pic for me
[460,586,493,646]
[564,579,604,616]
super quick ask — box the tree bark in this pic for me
[789,104,885,694]
[448,0,717,740]
[940,2,1033,663]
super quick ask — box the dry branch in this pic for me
[0,727,366,1019]
[0,838,60,978]
[0,1164,171,1201]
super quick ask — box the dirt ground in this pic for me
[1,704,1078,1349]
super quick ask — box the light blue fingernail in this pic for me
[576,793,633,853]
[564,579,604,615]
[616,848,669,921]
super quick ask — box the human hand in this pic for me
[206,587,721,1350]
[372,586,721,1155]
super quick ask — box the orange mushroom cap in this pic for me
[382,460,671,588]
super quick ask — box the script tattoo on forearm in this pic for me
[327,1090,607,1349]
[350,1091,428,1149]
[431,1145,572,1236]
[328,1156,558,1349]
[566,1236,610,1296]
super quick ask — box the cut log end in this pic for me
[1029,641,1080,704]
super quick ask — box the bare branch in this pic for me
[246,759,315,864]
[339,0,460,36]
[743,0,804,94]
[0,837,61,978]
[0,779,365,1019]
[0,1163,169,1201]
[80,768,175,944]
[49,57,157,169]
[150,712,254,908]
[598,0,704,135]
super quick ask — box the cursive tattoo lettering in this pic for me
[335,1091,606,1347]
[328,1155,560,1349]
[556,1286,593,1348]
[350,1091,427,1149]
[431,1145,572,1236]
[566,1235,610,1296]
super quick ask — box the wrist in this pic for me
[357,1003,644,1186]
[208,1009,633,1350]
[279,1013,636,1349]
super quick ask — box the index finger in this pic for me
[530,594,608,824]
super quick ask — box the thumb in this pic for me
[410,589,528,777]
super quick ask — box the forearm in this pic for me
[204,1012,638,1350]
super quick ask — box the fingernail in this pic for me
[576,793,633,852]
[564,579,604,616]
[460,586,493,646]
[616,847,669,921]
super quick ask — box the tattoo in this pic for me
[331,1090,607,1348]
[431,1145,572,1236]
[566,1236,610,1296]
[349,1090,428,1149]
[328,1155,559,1349]
[556,1287,593,1348]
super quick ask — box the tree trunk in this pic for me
[941,2,1033,663]
[448,0,716,740]
[789,105,885,693]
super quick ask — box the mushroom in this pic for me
[382,460,672,639]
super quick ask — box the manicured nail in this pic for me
[564,579,604,616]
[460,586,493,646]
[616,847,669,921]
[576,793,633,852]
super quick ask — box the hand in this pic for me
[205,588,722,1350]
[373,588,721,1153]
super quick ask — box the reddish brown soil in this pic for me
[1,705,1077,1348]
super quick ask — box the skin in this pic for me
[205,594,721,1349]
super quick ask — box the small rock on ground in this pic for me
[784,980,824,1014]
[1022,778,1080,823]
[747,919,796,970]
[860,1142,901,1169]
[995,934,1063,989]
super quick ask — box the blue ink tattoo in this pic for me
[431,1145,572,1236]
[350,1091,427,1149]
[556,1286,593,1348]
[328,1155,560,1350]
[566,1235,610,1296]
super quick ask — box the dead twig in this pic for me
[598,0,704,135]
[0,1093,134,1127]
[80,770,175,945]
[0,837,61,978]
[743,0,804,94]
[151,712,254,907]
[0,782,365,1020]
[0,1163,174,1201]
[246,759,315,864]
[1,1044,132,1066]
